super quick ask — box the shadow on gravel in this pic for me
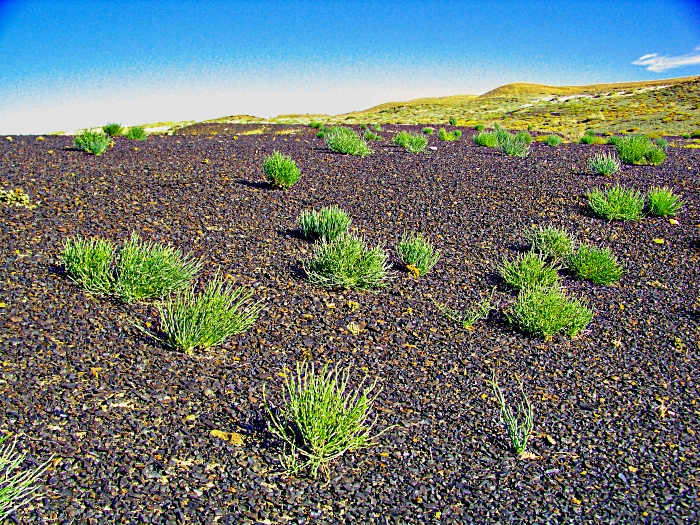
[276,228,306,241]
[234,179,272,191]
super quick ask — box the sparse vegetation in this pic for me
[0,188,37,209]
[263,150,301,189]
[438,128,462,141]
[298,205,351,242]
[324,127,373,157]
[62,236,116,296]
[567,244,623,285]
[124,126,147,140]
[396,231,441,277]
[587,185,645,221]
[614,135,666,165]
[646,186,684,217]
[489,374,534,455]
[500,251,559,290]
[0,436,52,520]
[436,289,497,331]
[526,225,573,261]
[102,123,124,137]
[364,131,381,141]
[393,131,428,153]
[588,152,621,176]
[74,129,111,155]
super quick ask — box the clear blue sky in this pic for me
[1,0,699,134]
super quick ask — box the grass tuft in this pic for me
[393,131,428,153]
[0,436,52,520]
[473,131,497,147]
[124,127,147,140]
[396,232,441,277]
[497,134,530,157]
[74,129,110,155]
[438,128,461,141]
[61,236,116,296]
[263,150,301,189]
[544,135,563,147]
[614,135,666,165]
[588,152,621,176]
[566,244,623,285]
[422,127,435,135]
[646,186,684,217]
[489,374,534,455]
[324,127,373,157]
[102,123,124,137]
[298,205,351,242]
[587,184,644,221]
[500,251,559,290]
[526,225,573,261]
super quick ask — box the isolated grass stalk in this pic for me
[435,288,498,330]
[324,127,373,157]
[614,135,666,165]
[303,232,391,290]
[61,236,116,296]
[0,436,52,520]
[264,362,386,478]
[500,251,559,290]
[489,374,534,455]
[102,123,124,137]
[297,205,351,242]
[646,186,684,217]
[115,233,201,303]
[509,284,593,340]
[393,131,428,153]
[155,276,261,355]
[124,126,147,140]
[263,150,301,189]
[588,152,621,176]
[73,129,111,155]
[567,244,623,285]
[396,231,441,277]
[587,184,644,221]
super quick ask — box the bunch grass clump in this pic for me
[298,205,351,242]
[509,285,593,340]
[497,134,530,157]
[363,131,381,141]
[393,131,428,153]
[115,233,201,303]
[544,135,563,147]
[422,127,434,135]
[489,374,533,455]
[473,131,497,147]
[526,225,573,261]
[396,232,441,277]
[303,233,391,290]
[61,236,116,296]
[587,184,644,221]
[265,362,386,478]
[449,118,457,126]
[567,244,623,285]
[73,129,110,155]
[124,126,147,140]
[438,128,461,141]
[515,131,533,144]
[0,436,52,520]
[580,132,596,145]
[500,251,559,290]
[474,124,485,131]
[588,152,621,176]
[102,123,124,137]
[324,127,373,157]
[0,188,37,209]
[263,150,301,189]
[155,276,261,355]
[614,135,666,165]
[646,186,684,217]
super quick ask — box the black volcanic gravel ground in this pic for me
[1,124,699,524]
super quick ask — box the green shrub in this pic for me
[587,185,644,221]
[515,131,533,144]
[438,128,461,141]
[316,131,325,138]
[497,134,530,157]
[500,251,559,290]
[324,127,373,157]
[454,130,462,139]
[567,244,623,285]
[102,123,124,137]
[0,188,37,209]
[364,131,381,141]
[303,233,391,290]
[263,150,301,189]
[298,205,351,242]
[588,152,621,176]
[647,186,684,217]
[115,233,201,303]
[124,126,147,140]
[475,124,485,131]
[473,131,497,147]
[544,135,562,147]
[396,231,441,277]
[682,133,691,139]
[580,133,596,145]
[526,225,573,261]
[0,436,52,520]
[509,285,593,340]
[309,121,323,129]
[615,135,666,165]
[74,129,110,155]
[393,131,428,153]
[494,124,511,145]
[265,362,387,477]
[449,118,457,126]
[155,276,261,355]
[422,127,434,135]
[62,236,116,296]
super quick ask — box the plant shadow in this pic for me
[234,179,273,191]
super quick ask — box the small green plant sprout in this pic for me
[422,127,435,135]
[438,128,461,141]
[526,225,573,261]
[363,131,381,141]
[614,135,666,165]
[449,117,457,126]
[316,131,326,138]
[475,123,485,131]
[500,251,559,291]
[435,288,498,331]
[115,233,202,303]
[373,123,382,132]
[509,284,593,340]
[73,129,111,155]
[298,205,351,242]
[497,134,530,157]
[102,123,124,137]
[303,232,392,290]
[473,131,497,147]
[153,276,261,355]
[396,231,441,277]
[515,130,533,144]
[567,244,623,285]
[544,134,563,147]
[0,188,37,209]
[0,435,53,520]
[61,236,116,296]
[646,186,684,217]
[489,373,534,456]
[588,152,621,176]
[587,184,644,221]
[124,126,147,140]
[263,150,301,189]
[324,127,373,157]
[264,362,388,478]
[393,131,428,153]
[358,123,368,130]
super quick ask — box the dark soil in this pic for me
[1,125,699,524]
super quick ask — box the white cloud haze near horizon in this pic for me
[633,45,700,72]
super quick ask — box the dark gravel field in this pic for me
[1,124,699,524]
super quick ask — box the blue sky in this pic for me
[1,0,699,134]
